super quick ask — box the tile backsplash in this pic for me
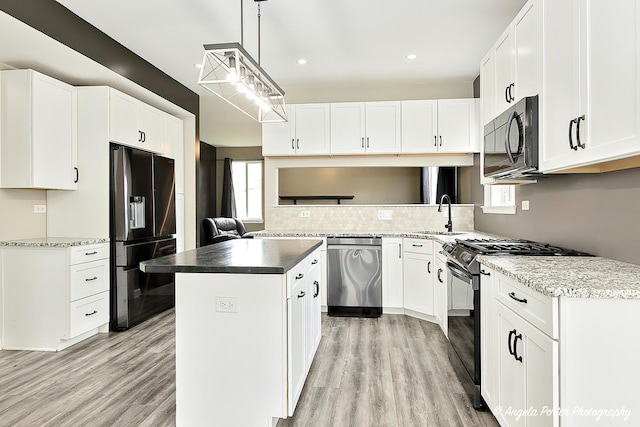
[265,204,474,232]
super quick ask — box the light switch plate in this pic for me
[300,211,311,218]
[216,297,239,313]
[34,204,46,214]
[522,200,530,211]
[377,210,393,220]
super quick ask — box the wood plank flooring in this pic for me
[0,310,498,427]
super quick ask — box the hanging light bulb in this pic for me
[225,55,238,84]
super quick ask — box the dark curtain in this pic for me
[420,167,430,204]
[220,158,236,217]
[436,167,457,203]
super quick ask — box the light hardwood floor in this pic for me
[0,310,498,427]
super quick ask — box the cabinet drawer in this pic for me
[70,243,109,265]
[70,259,109,301]
[69,291,109,338]
[495,272,558,339]
[306,249,321,272]
[403,238,433,255]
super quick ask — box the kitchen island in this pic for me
[141,238,324,427]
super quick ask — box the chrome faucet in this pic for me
[438,194,453,233]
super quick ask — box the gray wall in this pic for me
[471,157,640,265]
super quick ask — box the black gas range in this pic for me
[441,238,592,410]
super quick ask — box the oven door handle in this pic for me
[446,260,477,290]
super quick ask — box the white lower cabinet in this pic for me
[382,237,403,311]
[495,302,557,427]
[0,243,110,351]
[402,239,434,316]
[433,243,448,336]
[286,247,322,415]
[287,269,308,415]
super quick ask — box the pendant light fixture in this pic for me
[198,0,287,122]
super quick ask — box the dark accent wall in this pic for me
[471,157,640,265]
[198,142,217,246]
[0,0,198,114]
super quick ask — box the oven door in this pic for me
[446,259,481,386]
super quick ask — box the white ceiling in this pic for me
[55,0,525,93]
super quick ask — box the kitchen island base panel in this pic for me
[559,297,640,427]
[175,273,287,427]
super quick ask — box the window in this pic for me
[481,184,516,214]
[232,160,263,222]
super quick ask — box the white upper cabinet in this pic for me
[109,89,164,153]
[484,0,539,120]
[540,0,640,172]
[262,104,330,156]
[0,69,78,190]
[401,99,478,153]
[331,101,401,154]
[401,100,438,153]
[162,114,184,194]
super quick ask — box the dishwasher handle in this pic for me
[327,245,381,251]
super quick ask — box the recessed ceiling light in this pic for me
[297,59,308,65]
[194,63,203,69]
[406,54,417,60]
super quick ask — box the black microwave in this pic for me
[483,95,539,179]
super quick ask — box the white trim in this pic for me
[481,205,517,215]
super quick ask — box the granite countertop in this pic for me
[0,237,109,248]
[140,238,323,274]
[477,255,640,299]
[249,230,493,244]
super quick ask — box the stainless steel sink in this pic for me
[414,231,465,236]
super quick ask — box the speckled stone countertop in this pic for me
[0,237,108,248]
[141,238,323,274]
[477,255,640,299]
[249,230,493,244]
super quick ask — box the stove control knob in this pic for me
[462,253,473,264]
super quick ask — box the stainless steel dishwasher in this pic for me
[327,236,382,317]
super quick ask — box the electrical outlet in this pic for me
[299,211,311,218]
[522,200,530,211]
[216,297,239,313]
[33,204,46,214]
[377,210,393,220]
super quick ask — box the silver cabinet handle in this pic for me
[366,137,370,148]
[361,137,364,148]
[398,244,401,258]
[439,136,443,146]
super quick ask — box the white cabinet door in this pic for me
[402,252,434,315]
[138,103,164,153]
[494,27,514,116]
[287,277,307,416]
[433,253,448,336]
[330,102,366,154]
[401,100,438,153]
[480,267,498,411]
[513,0,539,104]
[0,70,77,190]
[541,0,640,172]
[163,115,184,194]
[496,301,558,427]
[437,99,475,152]
[295,104,330,155]
[382,238,404,309]
[109,90,139,146]
[365,101,401,153]
[262,105,295,156]
[480,52,496,127]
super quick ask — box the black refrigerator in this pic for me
[110,144,177,331]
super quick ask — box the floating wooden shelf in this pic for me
[279,195,355,205]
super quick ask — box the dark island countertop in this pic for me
[140,238,323,274]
